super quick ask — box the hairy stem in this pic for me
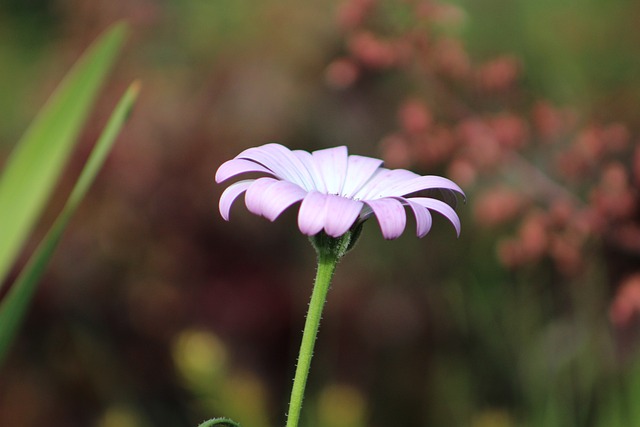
[286,234,345,427]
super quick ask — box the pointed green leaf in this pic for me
[0,23,127,289]
[0,81,140,365]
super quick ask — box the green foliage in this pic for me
[0,24,136,365]
[0,23,127,289]
[0,81,139,365]
[456,0,640,109]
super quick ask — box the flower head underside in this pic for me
[215,143,465,239]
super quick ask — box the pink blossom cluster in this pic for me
[327,0,640,325]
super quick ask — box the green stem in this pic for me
[286,238,342,427]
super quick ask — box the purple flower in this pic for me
[215,143,464,239]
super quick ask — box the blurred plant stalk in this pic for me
[0,23,139,365]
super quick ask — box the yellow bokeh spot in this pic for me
[172,329,228,387]
[471,408,515,427]
[96,406,146,427]
[220,372,271,427]
[317,383,367,427]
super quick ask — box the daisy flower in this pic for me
[215,143,464,239]
[210,143,466,427]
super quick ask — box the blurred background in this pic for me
[1,0,640,426]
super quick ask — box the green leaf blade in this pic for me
[0,22,128,288]
[0,81,140,365]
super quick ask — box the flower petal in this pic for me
[408,197,461,236]
[244,177,279,216]
[261,180,308,221]
[293,149,326,193]
[298,191,328,236]
[365,198,407,239]
[323,195,364,237]
[312,146,348,195]
[401,198,433,238]
[341,155,384,198]
[216,143,464,239]
[354,168,418,200]
[219,180,253,220]
[378,175,465,199]
[439,188,460,209]
[238,143,314,189]
[215,158,273,183]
